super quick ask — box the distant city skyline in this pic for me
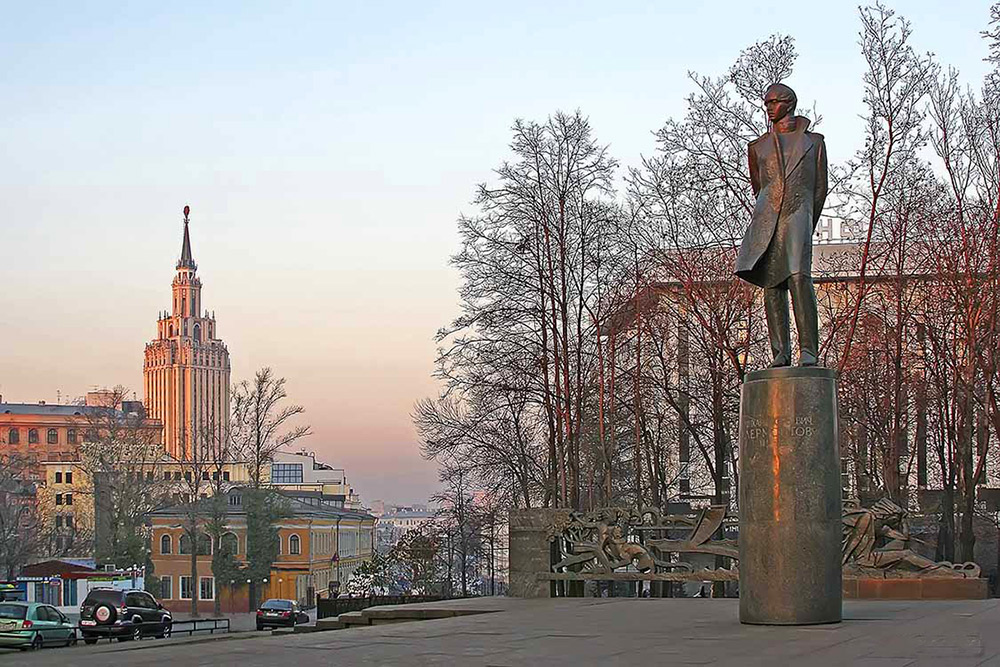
[1,1,992,504]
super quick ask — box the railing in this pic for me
[166,618,231,636]
[316,595,444,619]
[74,617,231,644]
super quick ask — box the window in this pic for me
[197,533,212,555]
[161,534,172,555]
[179,534,191,555]
[202,471,209,481]
[289,534,301,555]
[161,577,172,600]
[221,533,239,555]
[63,582,78,606]
[47,429,58,444]
[55,472,62,484]
[180,576,192,600]
[212,471,219,481]
[174,472,181,481]
[85,429,97,442]
[65,471,72,484]
[146,471,153,482]
[271,463,304,484]
[229,494,242,507]
[184,471,191,482]
[56,516,63,528]
[55,494,63,506]
[199,577,214,601]
[67,429,76,444]
[65,493,72,505]
[223,471,230,482]
[28,429,38,444]
[66,516,73,529]
[7,429,18,444]
[164,471,171,481]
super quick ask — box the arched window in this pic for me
[221,533,239,555]
[161,534,172,555]
[289,534,301,555]
[169,324,174,337]
[47,429,58,445]
[197,533,212,555]
[193,324,201,343]
[179,534,191,555]
[28,429,38,444]
[7,429,18,445]
[67,429,77,444]
[85,429,97,442]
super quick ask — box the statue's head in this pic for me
[764,83,797,124]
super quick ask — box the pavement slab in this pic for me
[7,598,1000,666]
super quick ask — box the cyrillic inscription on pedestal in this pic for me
[738,366,842,625]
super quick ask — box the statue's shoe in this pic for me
[799,351,819,367]
[769,354,791,368]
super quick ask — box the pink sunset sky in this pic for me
[1,1,991,504]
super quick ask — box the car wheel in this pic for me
[83,636,98,645]
[132,623,143,641]
[156,621,171,639]
[30,633,44,651]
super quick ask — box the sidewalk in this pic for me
[14,597,1000,666]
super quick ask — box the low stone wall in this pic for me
[843,577,988,600]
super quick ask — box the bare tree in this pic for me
[0,454,43,579]
[231,367,311,489]
[76,385,171,568]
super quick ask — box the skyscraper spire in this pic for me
[177,204,196,270]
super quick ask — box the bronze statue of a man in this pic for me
[735,83,828,367]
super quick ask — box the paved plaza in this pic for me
[7,597,1000,666]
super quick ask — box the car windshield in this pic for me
[261,600,293,610]
[0,604,27,620]
[84,590,122,605]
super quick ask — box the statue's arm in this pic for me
[748,142,761,197]
[813,137,829,228]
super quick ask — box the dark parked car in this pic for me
[256,599,308,630]
[79,588,171,644]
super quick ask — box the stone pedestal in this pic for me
[508,509,568,598]
[738,366,842,625]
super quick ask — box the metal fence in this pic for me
[75,617,231,644]
[315,595,444,619]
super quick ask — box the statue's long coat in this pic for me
[735,116,828,288]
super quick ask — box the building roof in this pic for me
[149,487,374,522]
[0,403,96,417]
[381,510,436,520]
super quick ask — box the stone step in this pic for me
[315,617,346,631]
[337,610,371,627]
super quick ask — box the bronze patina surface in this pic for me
[738,366,842,624]
[735,84,828,368]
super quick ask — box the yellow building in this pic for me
[36,458,254,559]
[149,488,375,613]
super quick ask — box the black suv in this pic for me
[79,588,172,644]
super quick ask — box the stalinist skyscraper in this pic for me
[144,206,231,460]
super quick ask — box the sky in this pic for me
[0,1,993,505]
